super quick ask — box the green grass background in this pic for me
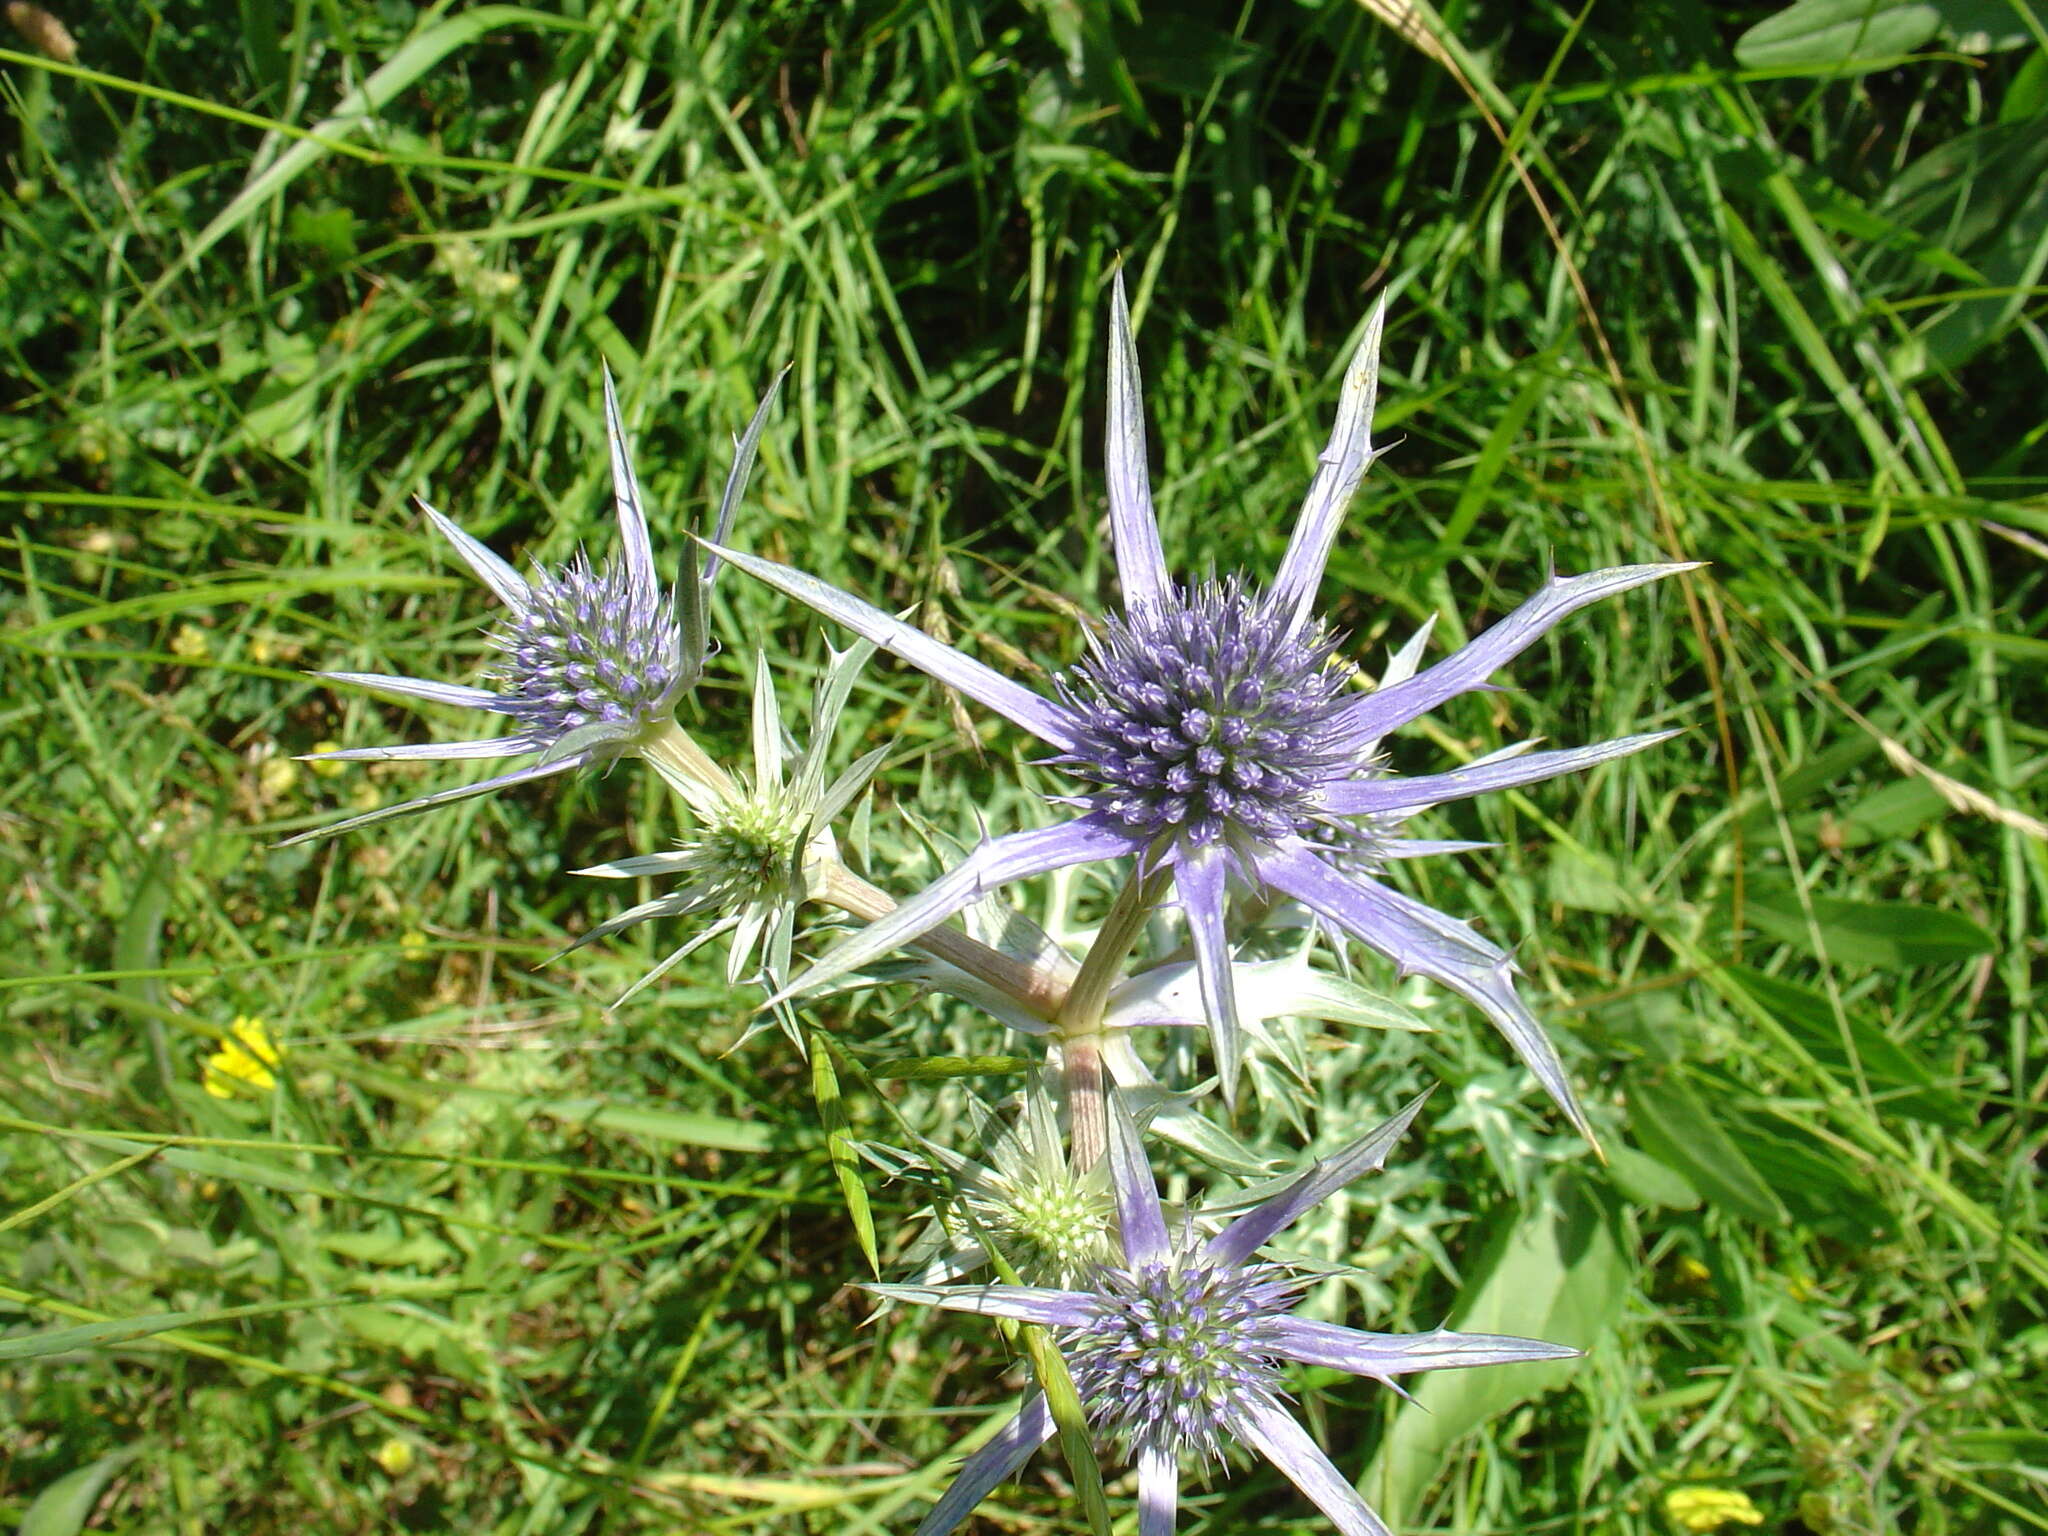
[3,0,2045,1531]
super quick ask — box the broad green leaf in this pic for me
[319,1231,459,1267]
[1749,162,1981,282]
[1023,1326,1114,1536]
[1764,1292,1867,1370]
[1723,1107,1893,1231]
[1626,1071,1788,1224]
[1883,122,2048,376]
[17,1447,141,1536]
[1933,0,2048,52]
[1743,892,1996,969]
[1946,1428,2048,1461]
[1603,1141,1701,1210]
[1720,965,1972,1128]
[530,1097,778,1153]
[1836,777,1949,845]
[2002,45,2048,123]
[1546,843,1629,914]
[1364,1174,1625,1526]
[1734,0,1942,73]
[335,1058,780,1150]
[1735,729,1886,841]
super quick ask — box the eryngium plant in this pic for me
[282,263,1697,1536]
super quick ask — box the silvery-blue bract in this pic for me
[714,274,1696,1134]
[289,370,780,843]
[868,1094,1574,1536]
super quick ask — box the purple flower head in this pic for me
[714,273,1697,1131]
[1054,576,1353,849]
[867,1093,1577,1536]
[287,368,782,844]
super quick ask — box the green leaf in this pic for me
[1436,357,1556,555]
[1720,965,1973,1128]
[1722,1107,1894,1231]
[1946,1427,2048,1461]
[2001,45,2048,123]
[1884,123,2048,375]
[1022,1326,1114,1536]
[1546,843,1629,914]
[1735,729,1884,837]
[867,1053,1037,1081]
[1626,1071,1788,1224]
[1603,1141,1702,1210]
[1836,777,1950,845]
[529,1097,779,1154]
[0,1298,343,1362]
[319,1231,459,1268]
[17,1447,141,1536]
[1364,1174,1626,1526]
[810,1031,878,1277]
[1743,892,1996,969]
[1734,0,1942,73]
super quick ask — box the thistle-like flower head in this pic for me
[485,541,685,754]
[571,641,885,993]
[1064,1256,1299,1464]
[869,1094,1576,1536]
[715,272,1700,1133]
[287,368,782,844]
[1055,577,1353,849]
[899,1081,1116,1288]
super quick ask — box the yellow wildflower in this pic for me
[1665,1486,1765,1532]
[203,1016,284,1098]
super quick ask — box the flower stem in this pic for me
[812,861,1073,1024]
[1057,861,1171,1170]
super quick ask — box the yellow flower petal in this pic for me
[1665,1486,1765,1532]
[201,1017,285,1096]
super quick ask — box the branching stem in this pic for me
[812,861,1073,1024]
[1057,862,1171,1170]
